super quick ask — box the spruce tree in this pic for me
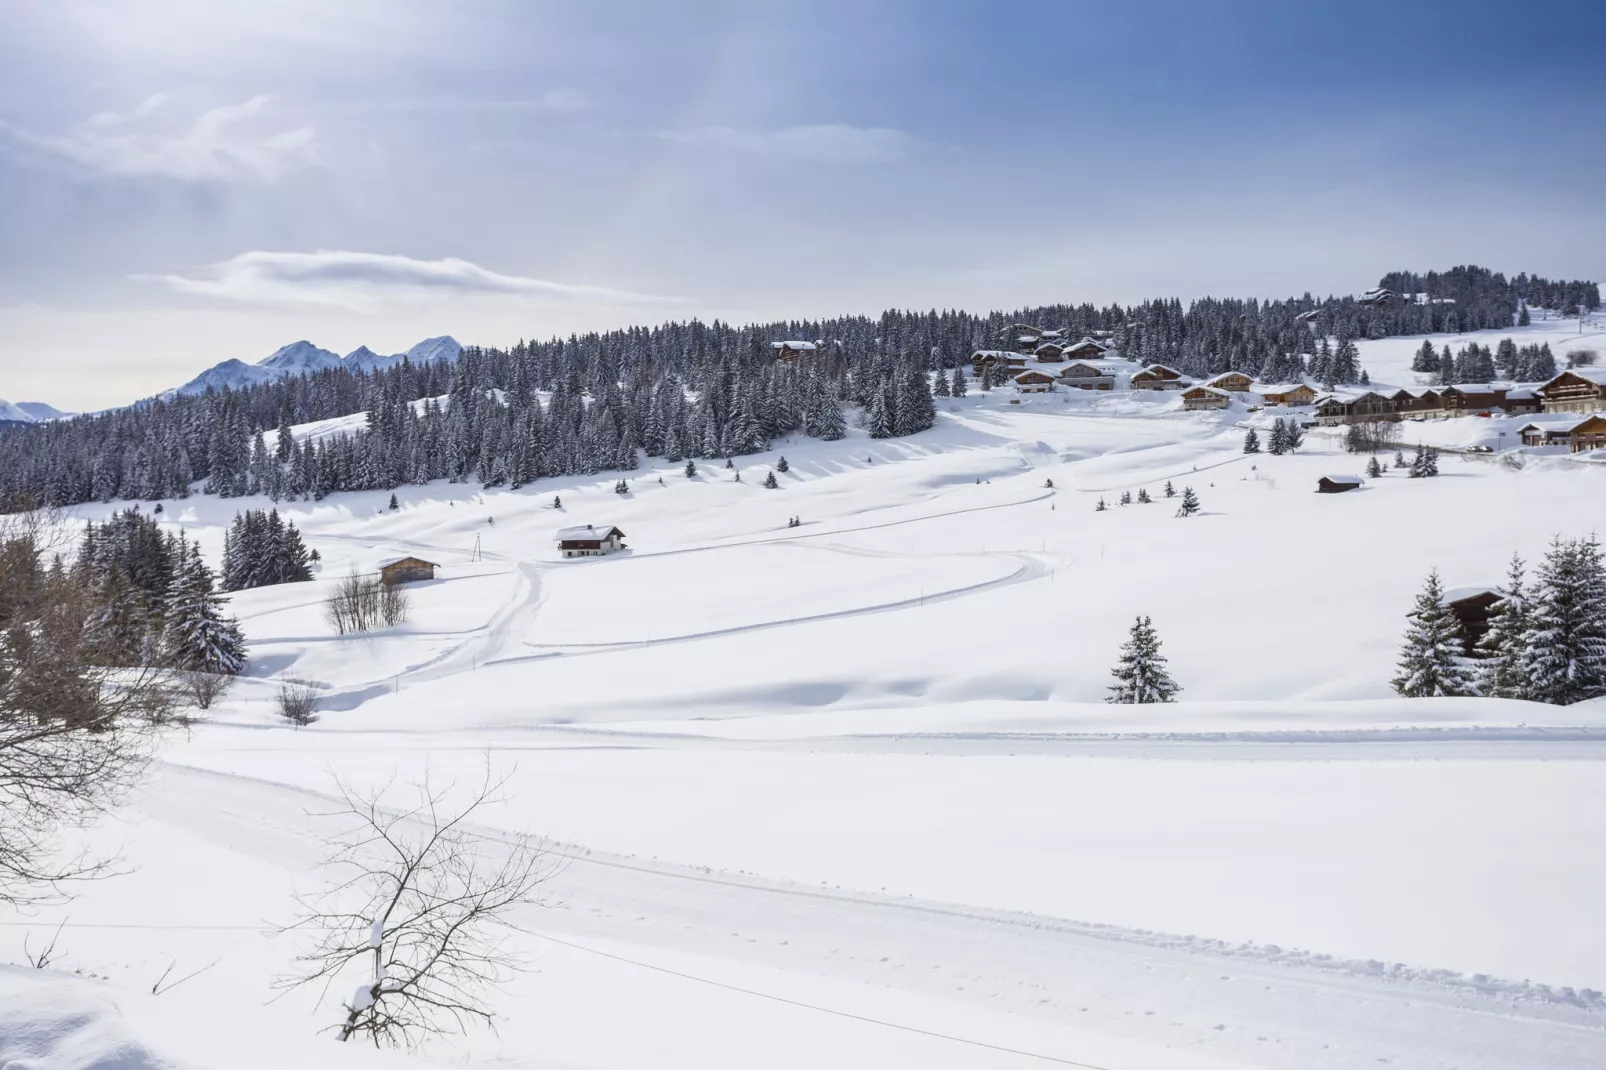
[1393,450,1407,469]
[1163,480,1176,498]
[776,455,790,473]
[1477,554,1531,700]
[1095,497,1107,512]
[1243,428,1260,453]
[161,540,247,676]
[1283,418,1303,451]
[763,470,779,489]
[1175,486,1200,517]
[1390,569,1475,697]
[1366,455,1383,478]
[1119,490,1132,506]
[1136,488,1151,503]
[684,460,696,478]
[388,493,399,511]
[1523,536,1606,705]
[1409,446,1440,477]
[950,367,967,397]
[1106,616,1180,704]
[1267,419,1288,455]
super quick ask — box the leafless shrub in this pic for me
[1344,418,1401,453]
[1500,451,1528,471]
[277,679,320,727]
[325,569,410,635]
[277,766,556,1048]
[2,509,166,906]
[23,919,68,968]
[178,670,233,712]
[1567,349,1598,368]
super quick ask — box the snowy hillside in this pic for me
[0,398,71,423]
[7,319,1606,1070]
[171,335,462,395]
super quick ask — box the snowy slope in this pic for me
[0,398,32,422]
[8,318,1606,1070]
[170,335,462,396]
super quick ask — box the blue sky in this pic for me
[1,0,1603,407]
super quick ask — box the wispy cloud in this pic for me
[3,95,316,181]
[657,124,913,163]
[137,250,678,310]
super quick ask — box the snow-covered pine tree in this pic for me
[950,366,967,397]
[1477,553,1531,700]
[1243,428,1260,453]
[763,470,779,489]
[1390,569,1475,697]
[161,539,247,676]
[1366,455,1383,478]
[776,455,789,473]
[1283,418,1304,451]
[1136,487,1152,503]
[1393,450,1407,469]
[1106,615,1180,704]
[1523,536,1606,705]
[1409,446,1440,477]
[684,460,696,478]
[1267,419,1287,455]
[1119,490,1132,506]
[1175,486,1200,517]
[1163,480,1176,498]
[1095,497,1107,512]
[933,367,951,398]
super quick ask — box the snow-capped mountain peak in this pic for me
[171,335,462,396]
[0,398,74,423]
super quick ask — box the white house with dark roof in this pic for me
[557,524,626,558]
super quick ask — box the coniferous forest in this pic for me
[0,265,1596,512]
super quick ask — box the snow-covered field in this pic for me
[5,320,1606,1070]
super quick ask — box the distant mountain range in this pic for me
[0,399,74,424]
[171,335,463,396]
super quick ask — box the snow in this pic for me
[0,397,33,422]
[9,317,1606,1069]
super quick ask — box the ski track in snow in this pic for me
[131,761,1606,1070]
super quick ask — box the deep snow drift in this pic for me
[5,320,1606,1070]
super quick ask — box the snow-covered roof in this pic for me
[1062,359,1136,374]
[1204,371,1251,387]
[1252,382,1315,395]
[1548,367,1606,386]
[1033,341,1065,352]
[1184,385,1230,398]
[772,340,817,351]
[557,524,623,541]
[1319,474,1364,484]
[1138,364,1183,377]
[1441,585,1501,606]
[1013,370,1055,381]
[378,555,437,569]
[972,349,1025,359]
[1504,389,1537,400]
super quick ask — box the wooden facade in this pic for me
[971,350,1028,375]
[1057,361,1116,390]
[1033,342,1066,362]
[1316,475,1363,494]
[1013,370,1056,393]
[1538,370,1606,414]
[1570,414,1606,452]
[1255,383,1318,406]
[378,556,438,585]
[1204,371,1253,393]
[1181,385,1230,410]
[1444,588,1503,657]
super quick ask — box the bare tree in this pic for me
[277,767,555,1047]
[325,569,410,635]
[277,679,321,726]
[178,669,234,713]
[0,509,170,906]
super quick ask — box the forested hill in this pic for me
[0,265,1596,512]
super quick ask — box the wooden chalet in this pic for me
[1254,382,1318,407]
[1501,388,1541,415]
[378,556,438,585]
[1537,369,1606,414]
[1316,475,1363,494]
[1441,384,1506,416]
[1062,338,1110,361]
[1443,587,1503,657]
[1033,341,1067,362]
[1007,325,1062,355]
[971,349,1028,375]
[1569,414,1606,452]
[1388,387,1447,418]
[1181,385,1230,411]
[771,340,817,362]
[1131,364,1187,391]
[1518,419,1576,447]
[1203,371,1254,393]
[557,524,627,558]
[1057,360,1120,391]
[1013,370,1056,393]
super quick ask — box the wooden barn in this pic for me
[1181,385,1230,411]
[1316,475,1363,494]
[557,524,626,558]
[1013,370,1056,393]
[378,556,438,585]
[1131,364,1186,391]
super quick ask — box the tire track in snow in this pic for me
[487,551,1054,665]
